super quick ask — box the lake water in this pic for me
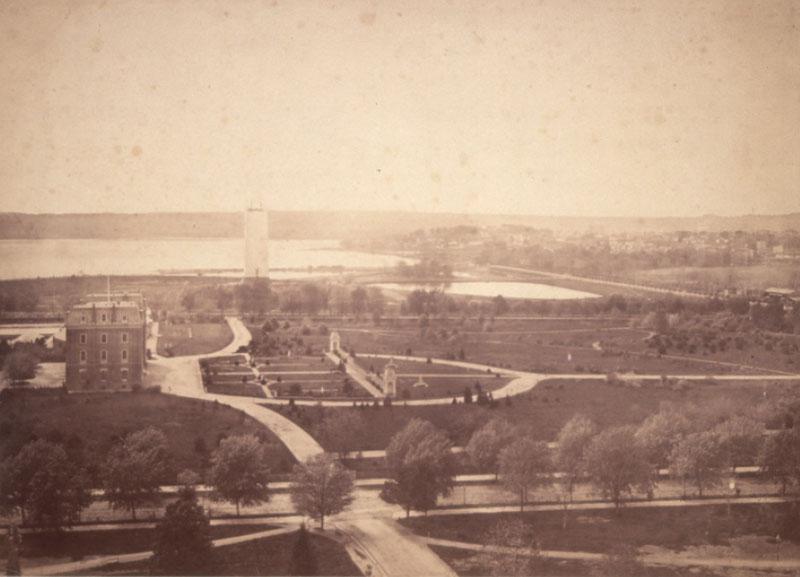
[0,238,411,280]
[372,281,600,300]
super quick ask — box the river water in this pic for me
[0,238,408,280]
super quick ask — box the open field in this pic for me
[392,376,510,400]
[356,355,489,375]
[283,378,799,451]
[0,390,295,480]
[629,262,800,293]
[157,321,233,357]
[73,529,361,576]
[404,502,800,555]
[1,524,274,568]
[431,546,722,577]
[329,320,795,375]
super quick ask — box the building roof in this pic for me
[765,287,797,296]
[71,300,141,310]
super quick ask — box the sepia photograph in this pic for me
[1,1,799,576]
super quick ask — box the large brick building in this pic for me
[65,294,147,391]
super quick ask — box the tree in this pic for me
[759,429,800,495]
[150,487,213,576]
[289,524,318,576]
[669,431,724,497]
[4,524,21,575]
[210,434,271,516]
[351,286,368,319]
[317,411,367,458]
[492,295,509,316]
[215,287,233,315]
[367,287,385,323]
[3,350,39,383]
[484,518,541,577]
[713,416,764,473]
[498,438,551,513]
[236,279,273,315]
[181,291,197,312]
[635,409,690,469]
[382,419,455,517]
[555,415,595,505]
[103,427,170,520]
[465,419,516,479]
[584,426,652,509]
[290,454,355,530]
[1,440,90,529]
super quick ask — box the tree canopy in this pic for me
[210,434,272,516]
[584,426,652,509]
[150,487,213,576]
[0,439,90,529]
[465,418,516,478]
[498,437,552,512]
[290,454,355,530]
[317,411,367,458]
[669,431,725,497]
[382,419,455,517]
[103,427,171,520]
[554,415,595,503]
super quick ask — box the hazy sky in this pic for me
[1,0,798,217]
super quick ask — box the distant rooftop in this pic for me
[72,300,140,309]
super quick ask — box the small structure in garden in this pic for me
[383,358,397,397]
[329,331,341,354]
[413,376,429,388]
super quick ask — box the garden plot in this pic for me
[200,356,264,398]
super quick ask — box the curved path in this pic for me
[31,525,296,576]
[147,317,455,577]
[257,352,800,407]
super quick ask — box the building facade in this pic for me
[65,298,146,391]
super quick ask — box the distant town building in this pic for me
[244,200,270,279]
[65,296,147,391]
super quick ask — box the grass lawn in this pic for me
[73,529,362,576]
[282,378,786,451]
[0,390,295,481]
[3,524,274,564]
[393,376,510,400]
[430,546,721,577]
[328,322,782,375]
[405,502,800,554]
[356,356,488,375]
[157,321,233,357]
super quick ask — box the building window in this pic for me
[79,350,87,364]
[122,314,128,322]
[100,333,108,344]
[101,313,107,323]
[100,350,108,363]
[121,368,129,380]
[100,369,108,381]
[80,314,87,323]
[121,332,129,344]
[79,333,87,345]
[121,349,128,362]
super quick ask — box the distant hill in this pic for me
[1,211,799,240]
